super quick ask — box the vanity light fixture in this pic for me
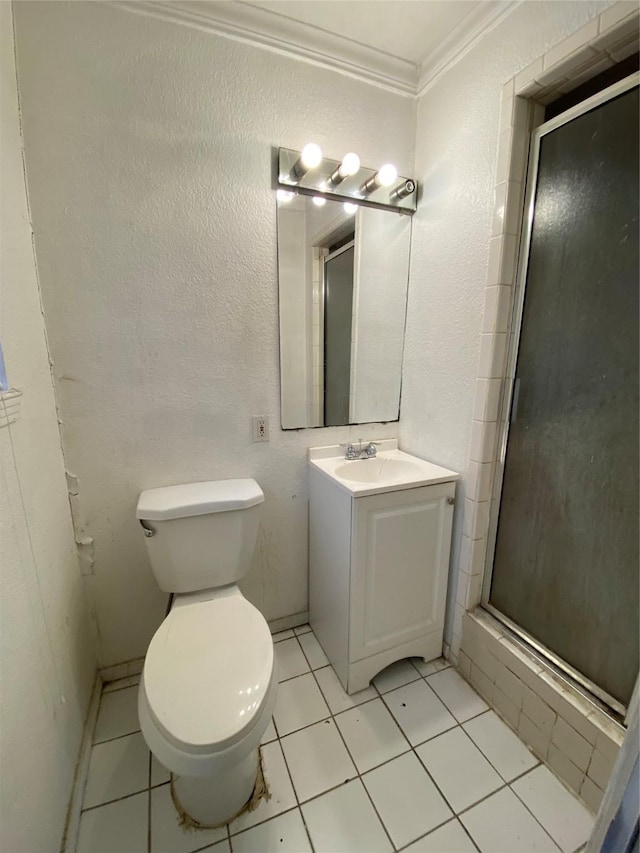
[277,189,295,202]
[276,147,417,214]
[389,179,416,202]
[343,202,358,214]
[360,163,398,195]
[327,152,361,187]
[312,196,326,207]
[290,142,323,180]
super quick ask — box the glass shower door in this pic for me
[486,78,639,711]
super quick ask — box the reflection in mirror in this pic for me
[277,195,411,429]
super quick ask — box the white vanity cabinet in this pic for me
[308,442,458,694]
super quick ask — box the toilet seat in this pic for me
[142,591,274,755]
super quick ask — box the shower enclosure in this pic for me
[483,74,639,715]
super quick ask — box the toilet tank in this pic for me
[136,480,264,593]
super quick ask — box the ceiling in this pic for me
[135,0,516,95]
[243,1,479,67]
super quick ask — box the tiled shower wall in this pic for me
[452,0,638,813]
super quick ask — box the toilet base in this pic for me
[172,748,259,827]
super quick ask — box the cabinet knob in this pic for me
[446,496,455,505]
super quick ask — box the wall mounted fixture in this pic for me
[359,163,398,195]
[290,142,323,180]
[276,147,418,214]
[327,152,361,187]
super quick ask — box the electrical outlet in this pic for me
[252,415,269,442]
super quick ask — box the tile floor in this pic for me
[76,625,595,853]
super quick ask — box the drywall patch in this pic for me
[66,470,95,575]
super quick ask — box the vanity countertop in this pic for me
[308,439,459,498]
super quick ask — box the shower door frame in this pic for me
[480,71,640,718]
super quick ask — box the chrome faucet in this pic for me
[343,440,380,460]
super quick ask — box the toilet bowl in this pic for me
[136,479,275,826]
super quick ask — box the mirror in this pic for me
[277,195,411,428]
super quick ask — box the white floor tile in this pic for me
[274,638,310,681]
[384,679,457,746]
[151,753,170,787]
[512,765,594,853]
[261,717,277,745]
[298,631,329,669]
[412,657,451,677]
[363,752,453,849]
[206,842,230,852]
[426,668,488,723]
[150,784,227,852]
[77,791,148,853]
[272,629,295,642]
[302,779,392,853]
[294,624,312,635]
[463,710,538,782]
[232,809,311,852]
[460,787,559,852]
[404,819,477,852]
[229,741,297,834]
[416,727,503,813]
[373,659,422,693]
[93,686,140,743]
[315,665,377,715]
[273,673,330,736]
[281,718,357,802]
[83,732,149,808]
[335,698,408,773]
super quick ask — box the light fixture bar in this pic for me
[276,147,417,214]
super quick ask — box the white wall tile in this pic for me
[586,748,616,790]
[600,1,639,33]
[518,713,550,761]
[543,19,599,71]
[546,744,584,794]
[492,685,520,730]
[522,688,556,738]
[580,775,604,814]
[551,718,592,773]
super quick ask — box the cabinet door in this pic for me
[349,483,455,662]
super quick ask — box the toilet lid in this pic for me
[143,595,274,753]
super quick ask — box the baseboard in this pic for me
[268,611,309,634]
[100,656,145,684]
[60,672,102,853]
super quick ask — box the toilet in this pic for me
[135,479,277,826]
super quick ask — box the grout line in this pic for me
[395,816,480,852]
[298,637,395,851]
[268,636,316,851]
[508,776,568,851]
[101,679,141,695]
[80,787,150,814]
[92,728,142,747]
[147,752,152,853]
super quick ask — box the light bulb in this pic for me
[277,189,294,202]
[377,163,398,187]
[312,196,326,207]
[344,202,358,214]
[301,143,323,170]
[339,152,360,178]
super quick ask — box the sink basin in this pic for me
[309,440,459,497]
[334,458,424,484]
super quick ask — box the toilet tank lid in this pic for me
[136,479,264,521]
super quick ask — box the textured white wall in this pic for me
[399,0,612,643]
[13,1,415,666]
[0,4,97,849]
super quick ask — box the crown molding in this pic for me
[111,1,519,99]
[417,0,521,98]
[111,0,418,96]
